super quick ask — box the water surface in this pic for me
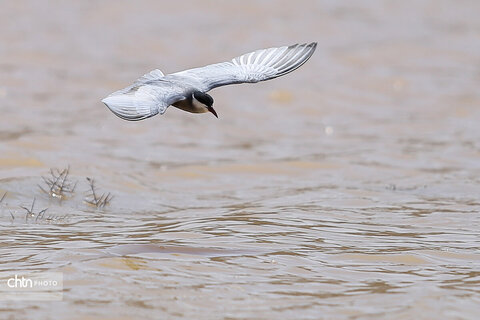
[0,1,480,319]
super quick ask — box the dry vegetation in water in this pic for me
[84,177,113,208]
[3,167,113,224]
[38,166,77,199]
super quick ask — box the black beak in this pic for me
[207,106,218,118]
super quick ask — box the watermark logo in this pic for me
[0,272,63,300]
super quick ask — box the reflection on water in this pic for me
[1,0,480,319]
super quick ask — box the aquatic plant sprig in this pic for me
[0,192,13,220]
[20,198,48,222]
[84,177,113,208]
[1,192,15,221]
[17,197,69,224]
[39,166,78,199]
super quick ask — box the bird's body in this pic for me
[173,92,215,115]
[102,42,317,121]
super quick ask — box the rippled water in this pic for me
[1,1,480,319]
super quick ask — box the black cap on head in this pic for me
[193,91,214,107]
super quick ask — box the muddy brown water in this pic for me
[1,1,480,319]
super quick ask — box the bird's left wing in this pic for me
[102,80,188,121]
[170,42,317,92]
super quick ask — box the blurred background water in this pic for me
[0,0,480,319]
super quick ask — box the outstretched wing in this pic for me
[102,80,188,121]
[171,42,317,92]
[133,69,165,85]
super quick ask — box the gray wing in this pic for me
[102,77,188,121]
[171,42,317,92]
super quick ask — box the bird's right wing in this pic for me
[102,80,187,121]
[171,42,317,92]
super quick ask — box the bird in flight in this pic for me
[102,42,317,121]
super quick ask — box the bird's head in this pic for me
[193,91,217,118]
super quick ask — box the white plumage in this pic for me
[102,42,317,121]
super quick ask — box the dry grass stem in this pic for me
[39,166,77,199]
[20,198,48,222]
[84,177,113,208]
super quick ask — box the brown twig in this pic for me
[39,166,77,199]
[21,198,48,223]
[84,177,113,208]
